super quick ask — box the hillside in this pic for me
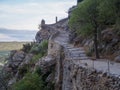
[0,18,119,90]
[0,0,120,90]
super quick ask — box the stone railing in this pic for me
[48,31,60,56]
[69,61,120,90]
[47,31,64,90]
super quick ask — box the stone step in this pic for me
[55,37,69,41]
[55,41,68,44]
[68,48,84,51]
[65,45,74,48]
[59,31,69,34]
[80,54,87,57]
[55,36,69,39]
[61,42,69,45]
[69,50,85,54]
[58,36,69,39]
[59,34,69,37]
[61,43,69,46]
[68,56,89,60]
[69,53,86,57]
[65,44,73,46]
[55,38,69,42]
[66,46,74,49]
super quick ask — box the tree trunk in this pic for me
[94,29,99,59]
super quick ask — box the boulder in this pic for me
[115,55,120,62]
[102,29,114,43]
[24,54,33,64]
[73,36,84,46]
[35,18,69,43]
[35,29,50,43]
[35,55,56,74]
[46,73,54,83]
[12,51,25,62]
[4,50,26,76]
[8,78,16,86]
[8,51,25,68]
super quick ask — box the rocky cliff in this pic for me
[34,17,120,90]
[35,18,69,43]
[46,20,120,90]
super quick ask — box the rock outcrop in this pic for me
[49,25,120,90]
[35,18,69,43]
[71,27,120,61]
[2,51,34,88]
[35,18,120,90]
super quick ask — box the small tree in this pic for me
[77,0,84,4]
[98,0,120,28]
[69,0,100,58]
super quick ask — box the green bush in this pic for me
[12,73,44,90]
[35,67,42,75]
[12,40,51,90]
[30,40,48,55]
[31,53,43,64]
[22,42,35,53]
[39,40,48,55]
[30,44,40,54]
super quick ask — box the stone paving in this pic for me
[54,30,120,76]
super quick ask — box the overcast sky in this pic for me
[0,0,76,31]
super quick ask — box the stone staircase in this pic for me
[54,29,120,76]
[53,29,120,90]
[54,30,89,61]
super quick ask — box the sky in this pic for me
[0,0,76,30]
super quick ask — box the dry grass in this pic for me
[0,42,29,51]
[0,42,30,65]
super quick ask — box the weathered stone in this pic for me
[102,29,114,43]
[46,73,54,82]
[115,55,120,63]
[35,18,68,43]
[24,54,33,64]
[35,55,56,74]
[8,78,16,86]
[12,51,25,62]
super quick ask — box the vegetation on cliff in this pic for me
[11,40,49,90]
[12,73,44,90]
[69,0,120,59]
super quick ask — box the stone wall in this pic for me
[47,31,63,90]
[48,31,60,56]
[62,59,120,90]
